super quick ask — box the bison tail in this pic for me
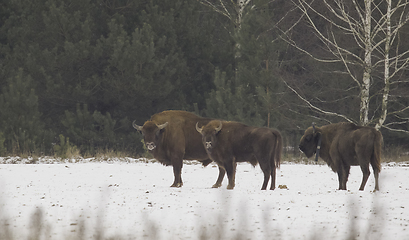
[372,130,383,173]
[273,130,282,169]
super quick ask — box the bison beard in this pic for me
[133,110,225,188]
[299,122,383,191]
[196,120,282,190]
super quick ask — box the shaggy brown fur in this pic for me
[133,110,225,188]
[299,122,383,191]
[196,120,282,190]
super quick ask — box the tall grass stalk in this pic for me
[0,198,385,240]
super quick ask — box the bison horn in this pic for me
[215,121,222,133]
[195,122,202,134]
[132,120,143,131]
[312,122,316,134]
[157,122,168,130]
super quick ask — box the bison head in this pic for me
[196,120,222,153]
[133,120,168,151]
[299,124,322,158]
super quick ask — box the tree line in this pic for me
[0,0,408,157]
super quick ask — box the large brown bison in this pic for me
[196,120,282,190]
[299,122,383,191]
[133,110,225,188]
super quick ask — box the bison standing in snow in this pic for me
[299,122,383,191]
[133,110,225,188]
[196,120,282,190]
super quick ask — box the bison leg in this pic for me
[359,164,370,191]
[336,165,345,190]
[270,166,276,190]
[225,161,236,190]
[170,160,183,188]
[335,160,349,190]
[372,165,380,191]
[270,153,277,190]
[337,171,344,190]
[258,158,271,190]
[212,166,225,188]
[342,164,350,190]
[261,173,270,190]
[336,169,347,190]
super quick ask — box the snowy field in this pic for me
[0,157,408,240]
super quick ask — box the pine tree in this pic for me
[236,0,287,128]
[0,69,49,154]
[203,0,286,128]
[62,103,124,155]
[204,69,264,126]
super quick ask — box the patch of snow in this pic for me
[0,160,408,239]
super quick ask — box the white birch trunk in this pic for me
[287,0,409,131]
[234,0,251,59]
[360,0,372,126]
[376,0,392,130]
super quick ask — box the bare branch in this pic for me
[279,32,341,63]
[391,79,409,84]
[387,105,409,116]
[381,122,409,134]
[271,3,304,43]
[284,0,409,131]
[198,0,233,20]
[330,30,361,86]
[293,0,365,63]
[282,78,356,124]
[351,0,366,26]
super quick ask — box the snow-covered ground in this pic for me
[0,158,408,239]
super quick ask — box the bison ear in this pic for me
[155,128,164,137]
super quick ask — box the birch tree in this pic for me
[283,0,409,131]
[197,0,252,53]
[377,0,409,131]
[197,0,253,75]
[198,0,267,125]
[198,0,289,127]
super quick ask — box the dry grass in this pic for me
[93,148,130,161]
[382,145,409,163]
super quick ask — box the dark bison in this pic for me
[196,120,282,190]
[133,110,225,188]
[299,122,383,191]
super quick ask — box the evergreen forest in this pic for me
[1,0,408,157]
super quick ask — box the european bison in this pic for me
[196,120,282,190]
[133,110,225,188]
[299,122,383,191]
